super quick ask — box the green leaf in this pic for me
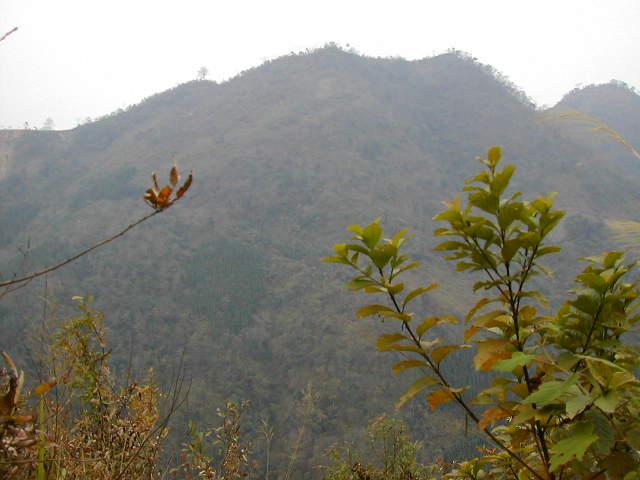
[356,304,394,318]
[492,352,537,372]
[362,222,383,249]
[609,370,638,389]
[571,289,601,315]
[549,421,598,471]
[594,390,621,413]
[434,241,468,252]
[433,210,463,223]
[376,333,407,351]
[345,243,370,255]
[491,163,515,195]
[603,251,624,269]
[395,376,439,410]
[536,245,562,257]
[334,243,348,256]
[392,261,421,278]
[584,410,615,456]
[487,146,502,167]
[390,228,410,247]
[347,224,363,235]
[565,393,592,419]
[370,244,396,269]
[387,282,405,295]
[523,374,577,406]
[392,359,427,374]
[402,284,437,308]
[469,190,498,214]
[576,272,607,292]
[347,278,376,291]
[501,238,521,263]
[322,255,351,265]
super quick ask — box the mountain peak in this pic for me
[556,81,640,143]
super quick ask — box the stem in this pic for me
[0,210,160,289]
[378,277,545,480]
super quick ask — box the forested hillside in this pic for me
[1,46,639,477]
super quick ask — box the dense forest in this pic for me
[1,46,640,478]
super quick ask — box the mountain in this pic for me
[558,81,640,144]
[1,47,640,477]
[549,81,640,177]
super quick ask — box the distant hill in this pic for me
[1,47,640,477]
[558,81,640,144]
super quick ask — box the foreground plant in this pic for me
[325,147,640,479]
[324,414,444,480]
[0,298,186,479]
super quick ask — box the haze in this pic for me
[2,0,639,130]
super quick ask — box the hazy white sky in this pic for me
[2,0,639,129]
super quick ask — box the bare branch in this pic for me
[0,27,18,43]
[0,210,160,290]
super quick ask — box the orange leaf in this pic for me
[478,407,510,430]
[152,172,160,190]
[464,325,480,340]
[157,186,173,208]
[474,339,512,371]
[34,378,57,396]
[428,388,454,410]
[176,173,193,199]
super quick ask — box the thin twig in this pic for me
[0,27,18,43]
[0,210,160,289]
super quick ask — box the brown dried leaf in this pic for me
[144,188,159,208]
[176,173,193,199]
[478,407,510,430]
[170,164,180,187]
[152,172,160,190]
[8,414,33,424]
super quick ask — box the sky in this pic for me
[2,0,639,130]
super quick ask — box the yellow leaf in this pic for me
[487,146,502,166]
[357,304,394,318]
[376,333,407,351]
[392,359,426,374]
[474,339,512,371]
[431,345,470,365]
[466,297,490,323]
[396,376,439,410]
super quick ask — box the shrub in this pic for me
[325,146,640,479]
